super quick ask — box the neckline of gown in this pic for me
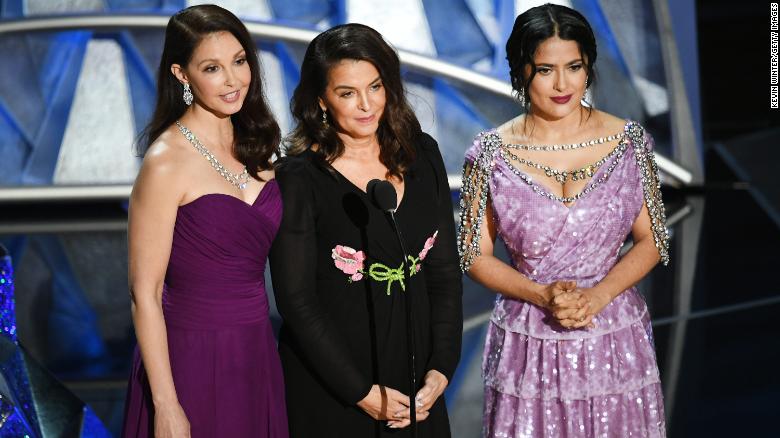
[179,178,278,211]
[301,149,409,213]
[493,121,630,211]
[333,169,408,214]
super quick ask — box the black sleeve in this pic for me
[418,133,463,381]
[270,159,373,405]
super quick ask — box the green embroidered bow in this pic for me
[368,263,405,295]
[332,230,437,295]
[366,256,421,295]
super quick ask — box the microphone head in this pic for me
[367,179,397,212]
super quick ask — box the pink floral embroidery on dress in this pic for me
[418,230,438,260]
[331,230,438,294]
[331,245,366,282]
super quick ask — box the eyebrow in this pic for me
[535,59,583,67]
[333,76,382,91]
[197,49,247,67]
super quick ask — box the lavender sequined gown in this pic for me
[461,121,668,437]
[122,181,288,438]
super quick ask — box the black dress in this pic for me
[270,132,463,437]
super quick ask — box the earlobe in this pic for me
[171,64,188,85]
[317,97,326,113]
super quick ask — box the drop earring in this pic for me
[583,88,592,105]
[517,88,526,106]
[183,83,193,106]
[582,78,592,105]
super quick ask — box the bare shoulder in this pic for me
[496,115,529,143]
[143,128,196,172]
[590,110,629,133]
[133,127,196,202]
[258,167,275,181]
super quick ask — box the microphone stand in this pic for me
[387,209,417,437]
[368,179,417,436]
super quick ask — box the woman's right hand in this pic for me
[540,280,578,309]
[357,385,410,422]
[544,280,597,329]
[154,402,190,438]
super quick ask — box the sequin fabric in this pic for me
[0,254,35,436]
[459,121,668,437]
[0,255,17,343]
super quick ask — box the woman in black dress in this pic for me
[269,23,462,437]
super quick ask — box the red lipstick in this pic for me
[551,94,573,104]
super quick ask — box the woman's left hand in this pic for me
[386,369,448,428]
[555,287,612,329]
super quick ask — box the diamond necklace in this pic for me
[499,136,629,203]
[504,131,624,151]
[501,138,626,184]
[176,121,249,190]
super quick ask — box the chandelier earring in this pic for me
[321,109,328,127]
[582,79,592,105]
[183,83,193,106]
[517,88,527,106]
[582,88,592,105]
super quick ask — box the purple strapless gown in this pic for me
[461,121,667,437]
[122,181,288,438]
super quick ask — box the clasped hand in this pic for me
[358,370,448,429]
[543,281,611,329]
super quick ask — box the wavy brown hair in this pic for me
[285,23,420,179]
[138,4,280,180]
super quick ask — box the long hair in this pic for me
[506,4,597,114]
[138,4,280,179]
[286,23,420,180]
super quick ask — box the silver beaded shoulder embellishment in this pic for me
[627,122,670,265]
[458,131,502,273]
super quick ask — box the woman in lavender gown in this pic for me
[459,4,669,437]
[122,5,287,437]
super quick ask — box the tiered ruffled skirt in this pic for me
[482,288,666,437]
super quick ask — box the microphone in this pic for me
[366,179,417,436]
[367,179,397,212]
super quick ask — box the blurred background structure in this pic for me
[0,0,777,436]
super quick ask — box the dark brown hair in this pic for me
[285,23,420,179]
[138,4,280,179]
[506,4,597,114]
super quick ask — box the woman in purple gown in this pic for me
[122,5,287,437]
[459,4,669,437]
